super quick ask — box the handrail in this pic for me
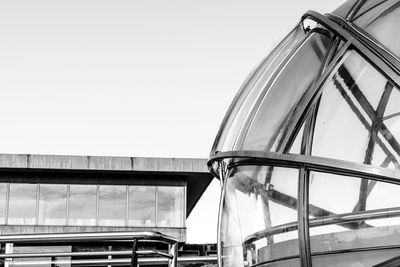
[0,231,177,244]
[244,206,400,245]
[0,231,179,267]
[0,256,218,266]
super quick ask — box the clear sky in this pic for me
[0,0,346,243]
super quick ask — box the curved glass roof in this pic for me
[210,0,400,173]
[209,1,400,266]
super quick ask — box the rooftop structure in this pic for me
[208,0,400,266]
[0,154,213,244]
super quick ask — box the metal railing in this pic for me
[0,231,181,267]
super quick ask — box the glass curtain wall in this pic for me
[0,183,185,228]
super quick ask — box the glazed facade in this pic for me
[208,0,400,266]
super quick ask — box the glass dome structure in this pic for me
[208,0,400,266]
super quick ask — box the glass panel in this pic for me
[309,171,400,266]
[289,120,305,154]
[312,50,400,169]
[68,185,96,226]
[384,85,400,118]
[128,186,155,227]
[353,0,389,21]
[99,185,126,226]
[38,184,67,225]
[354,1,400,59]
[331,0,358,18]
[0,183,6,224]
[212,23,307,153]
[157,186,184,227]
[220,165,299,267]
[238,32,333,152]
[8,183,37,225]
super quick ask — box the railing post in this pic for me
[168,242,177,267]
[4,243,13,267]
[130,238,138,267]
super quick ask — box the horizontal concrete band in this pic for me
[0,154,209,173]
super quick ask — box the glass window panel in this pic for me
[68,185,96,226]
[312,51,400,169]
[383,86,400,118]
[213,23,307,154]
[128,186,155,227]
[384,116,400,154]
[157,186,184,227]
[38,184,67,225]
[353,0,394,24]
[239,32,333,152]
[288,121,305,154]
[8,183,37,225]
[0,183,6,224]
[220,165,299,267]
[99,185,126,227]
[354,2,400,59]
[308,171,400,266]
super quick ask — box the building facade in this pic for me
[0,154,213,245]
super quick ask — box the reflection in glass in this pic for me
[69,185,96,226]
[0,183,6,224]
[354,2,400,59]
[38,184,67,225]
[239,32,333,152]
[157,187,184,227]
[8,183,37,225]
[99,185,126,226]
[309,171,400,266]
[214,23,307,153]
[128,186,155,227]
[313,51,400,169]
[220,165,299,267]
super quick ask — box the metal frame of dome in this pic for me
[208,0,400,266]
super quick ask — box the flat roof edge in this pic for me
[0,154,209,173]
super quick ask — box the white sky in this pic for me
[0,0,346,243]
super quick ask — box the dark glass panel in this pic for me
[128,186,155,227]
[38,184,67,225]
[157,186,184,227]
[8,183,37,225]
[99,185,126,226]
[68,185,96,226]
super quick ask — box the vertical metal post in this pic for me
[217,161,228,267]
[298,167,312,267]
[168,242,178,267]
[130,238,138,267]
